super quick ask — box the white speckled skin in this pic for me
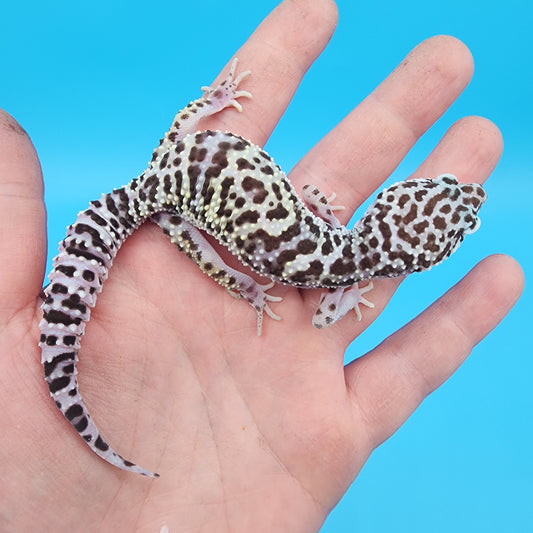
[39,59,486,477]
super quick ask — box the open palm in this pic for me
[0,1,523,531]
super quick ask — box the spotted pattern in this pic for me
[40,59,486,478]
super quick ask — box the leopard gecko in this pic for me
[39,58,487,478]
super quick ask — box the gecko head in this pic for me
[355,174,487,278]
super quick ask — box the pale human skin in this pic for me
[0,0,524,531]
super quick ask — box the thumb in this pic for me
[0,110,46,322]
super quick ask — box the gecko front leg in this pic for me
[150,57,252,163]
[301,184,375,328]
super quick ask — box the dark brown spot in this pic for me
[433,215,447,230]
[422,190,448,217]
[271,182,282,201]
[236,158,255,170]
[74,417,88,432]
[105,195,119,216]
[233,139,249,150]
[403,203,418,224]
[45,335,58,346]
[277,249,298,266]
[43,352,75,377]
[413,220,429,234]
[84,209,108,227]
[94,436,109,452]
[342,244,355,259]
[220,176,235,199]
[329,258,356,276]
[158,153,169,170]
[414,189,428,202]
[266,203,289,220]
[205,165,222,179]
[65,404,83,421]
[306,260,324,276]
[56,265,76,277]
[398,194,410,209]
[321,238,333,256]
[174,169,183,191]
[296,239,317,254]
[63,335,76,346]
[163,174,173,195]
[398,227,420,248]
[189,146,208,163]
[51,283,68,294]
[242,175,268,204]
[48,376,70,394]
[44,309,80,327]
[235,210,260,226]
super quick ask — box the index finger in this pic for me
[199,0,339,145]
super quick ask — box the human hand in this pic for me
[0,0,523,531]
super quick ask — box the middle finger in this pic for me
[289,35,474,223]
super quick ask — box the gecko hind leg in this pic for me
[152,212,281,335]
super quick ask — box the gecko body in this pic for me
[39,59,486,477]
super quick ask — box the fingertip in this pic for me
[310,0,339,35]
[465,115,504,156]
[471,254,525,316]
[434,253,525,349]
[414,115,504,182]
[205,0,339,143]
[369,34,475,143]
[0,109,46,319]
[0,108,29,136]
[0,109,43,187]
[275,0,339,53]
[416,35,474,88]
[452,116,504,179]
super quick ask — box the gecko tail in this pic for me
[42,347,159,478]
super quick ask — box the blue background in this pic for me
[1,0,531,531]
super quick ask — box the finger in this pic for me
[0,110,46,322]
[412,115,503,181]
[290,35,474,223]
[320,115,504,346]
[199,0,339,144]
[344,254,524,450]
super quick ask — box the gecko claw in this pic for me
[264,304,282,321]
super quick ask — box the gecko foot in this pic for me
[201,58,252,113]
[226,279,281,335]
[302,184,345,229]
[312,282,375,329]
[245,281,282,336]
